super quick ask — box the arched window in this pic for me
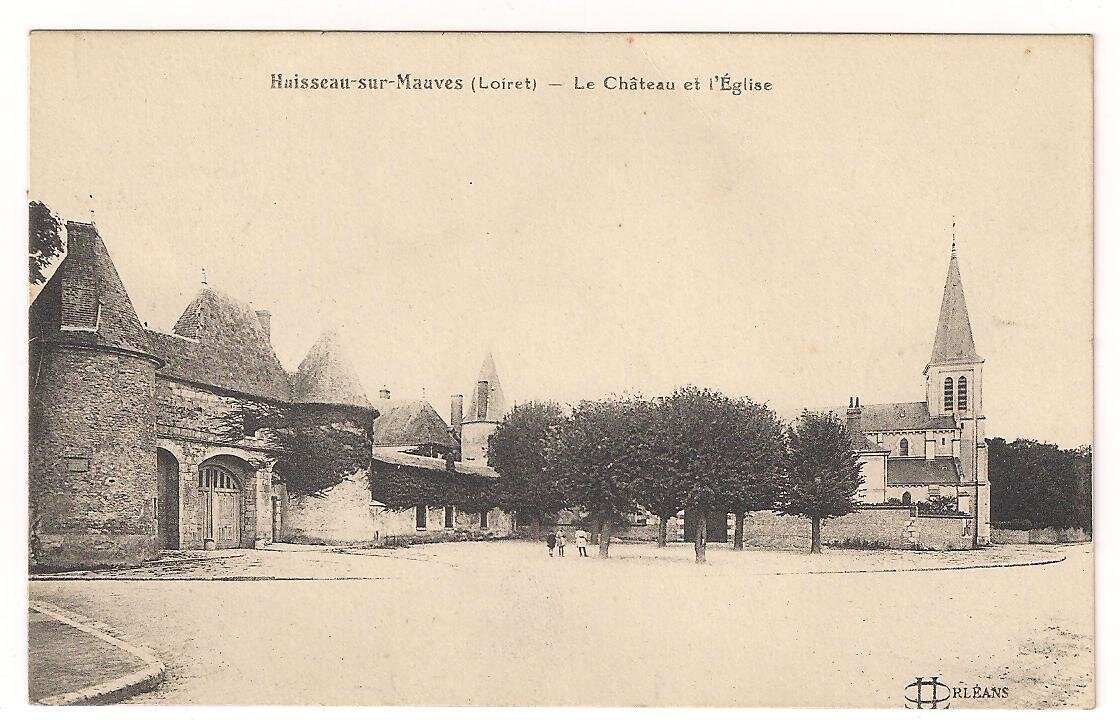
[902,491,912,505]
[198,465,239,491]
[899,438,909,456]
[943,376,954,410]
[957,376,968,410]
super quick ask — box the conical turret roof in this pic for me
[465,351,508,421]
[929,248,982,366]
[30,221,154,357]
[291,329,371,407]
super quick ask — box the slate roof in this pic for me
[152,286,291,401]
[465,351,508,422]
[371,447,498,478]
[291,330,370,407]
[371,399,457,448]
[929,250,983,366]
[886,457,963,486]
[30,222,154,357]
[822,402,957,432]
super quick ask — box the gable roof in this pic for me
[465,351,508,421]
[371,398,456,448]
[929,249,982,367]
[822,402,957,432]
[886,456,963,486]
[153,286,291,400]
[291,330,370,407]
[30,221,154,357]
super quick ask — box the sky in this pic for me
[29,32,1093,447]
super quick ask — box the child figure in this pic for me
[575,528,589,557]
[556,529,567,557]
[546,530,557,557]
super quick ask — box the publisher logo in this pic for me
[904,677,1011,708]
[905,677,952,709]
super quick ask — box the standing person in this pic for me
[545,530,557,557]
[556,529,567,557]
[575,528,589,557]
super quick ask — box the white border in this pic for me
[2,2,1115,720]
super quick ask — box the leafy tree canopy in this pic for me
[548,396,647,522]
[989,437,1092,530]
[776,410,863,520]
[488,400,568,516]
[30,201,63,285]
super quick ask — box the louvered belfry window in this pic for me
[957,376,968,411]
[943,377,954,410]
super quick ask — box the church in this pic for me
[28,218,989,569]
[830,243,990,545]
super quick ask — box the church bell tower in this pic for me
[924,237,988,544]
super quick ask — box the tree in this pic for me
[30,201,64,285]
[989,437,1092,531]
[775,410,863,554]
[722,399,786,551]
[548,398,646,558]
[658,387,773,563]
[215,400,375,497]
[487,401,568,539]
[629,398,679,547]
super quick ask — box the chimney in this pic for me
[845,396,863,439]
[64,221,98,262]
[451,394,464,432]
[255,310,271,340]
[476,380,490,420]
[379,387,391,400]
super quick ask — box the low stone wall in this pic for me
[992,527,1091,544]
[738,508,972,551]
[284,475,375,544]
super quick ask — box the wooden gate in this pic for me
[199,465,242,549]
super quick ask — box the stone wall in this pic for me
[736,508,972,551]
[29,345,159,568]
[991,527,1091,544]
[284,473,375,544]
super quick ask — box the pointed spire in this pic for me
[466,350,508,421]
[929,244,982,367]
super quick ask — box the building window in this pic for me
[943,377,954,410]
[444,506,454,529]
[899,438,909,456]
[415,504,427,529]
[957,376,968,410]
[941,437,946,446]
[902,491,912,505]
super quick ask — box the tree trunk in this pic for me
[529,511,541,541]
[733,512,745,551]
[810,516,822,554]
[657,515,668,548]
[599,519,612,558]
[590,520,599,544]
[694,511,707,563]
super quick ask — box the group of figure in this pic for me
[546,528,589,557]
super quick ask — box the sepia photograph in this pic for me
[23,29,1094,710]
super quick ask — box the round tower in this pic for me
[29,221,163,568]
